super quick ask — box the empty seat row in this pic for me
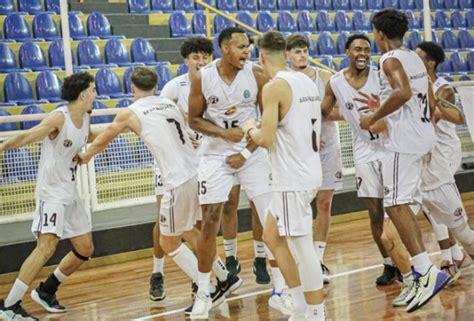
[0,0,61,15]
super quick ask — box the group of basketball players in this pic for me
[1,7,473,321]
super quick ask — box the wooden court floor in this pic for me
[1,199,474,321]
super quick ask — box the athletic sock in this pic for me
[223,238,237,258]
[153,256,165,274]
[451,244,464,261]
[411,252,432,275]
[441,249,453,264]
[169,245,198,283]
[197,272,211,296]
[213,256,229,282]
[253,240,266,258]
[289,285,306,315]
[270,267,286,293]
[41,267,66,295]
[307,303,326,320]
[5,279,28,308]
[383,257,394,266]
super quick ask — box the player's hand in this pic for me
[77,152,91,165]
[226,153,246,169]
[360,113,375,130]
[223,127,244,143]
[354,91,380,113]
[242,118,258,140]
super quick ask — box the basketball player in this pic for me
[243,30,326,321]
[188,27,285,318]
[358,9,451,312]
[0,73,97,321]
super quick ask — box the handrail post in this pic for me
[205,7,212,40]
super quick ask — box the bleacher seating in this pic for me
[152,0,173,12]
[131,38,158,65]
[4,72,48,105]
[36,71,63,102]
[32,12,59,40]
[277,11,296,33]
[169,11,192,37]
[238,0,258,11]
[45,0,61,14]
[256,11,275,32]
[4,13,32,41]
[20,104,44,130]
[175,0,194,12]
[154,64,173,90]
[297,11,315,32]
[18,0,44,15]
[0,109,16,131]
[0,0,15,15]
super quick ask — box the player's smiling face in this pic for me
[347,39,371,71]
[82,82,97,112]
[287,46,309,70]
[185,52,212,71]
[223,33,250,70]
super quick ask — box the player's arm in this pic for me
[321,81,342,120]
[87,126,103,143]
[433,86,465,125]
[253,64,270,114]
[0,112,64,153]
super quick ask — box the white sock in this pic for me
[451,244,464,261]
[441,249,453,264]
[153,256,165,274]
[383,257,394,266]
[270,267,286,293]
[223,238,237,258]
[53,267,67,282]
[5,279,28,308]
[213,256,229,282]
[306,303,326,320]
[289,285,306,315]
[197,271,211,296]
[411,252,432,275]
[169,245,198,283]
[313,241,326,260]
[402,272,413,285]
[254,240,266,258]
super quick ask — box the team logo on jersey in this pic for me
[335,171,342,179]
[160,214,166,223]
[454,207,463,217]
[384,186,390,196]
[63,139,73,147]
[345,102,354,110]
[243,89,251,99]
[225,106,237,115]
[207,95,219,105]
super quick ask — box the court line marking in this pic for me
[132,250,445,320]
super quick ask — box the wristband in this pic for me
[240,148,252,160]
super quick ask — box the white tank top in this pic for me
[270,70,322,191]
[330,66,386,165]
[379,48,435,154]
[129,96,198,190]
[200,59,259,156]
[36,106,89,204]
[311,67,340,155]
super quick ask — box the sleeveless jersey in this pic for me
[200,60,259,156]
[129,96,198,190]
[330,66,385,165]
[270,70,322,191]
[379,48,435,154]
[36,106,89,204]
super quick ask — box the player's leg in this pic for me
[150,190,166,301]
[313,189,334,284]
[221,184,240,274]
[250,201,271,285]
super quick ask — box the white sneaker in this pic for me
[288,313,307,321]
[190,291,212,319]
[321,263,330,284]
[268,288,294,316]
[392,279,414,307]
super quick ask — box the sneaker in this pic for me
[321,263,330,284]
[392,279,415,307]
[0,300,38,321]
[31,284,67,313]
[454,253,473,270]
[440,261,461,287]
[406,265,451,313]
[149,272,166,301]
[225,256,241,275]
[185,286,226,315]
[268,288,293,316]
[218,272,243,296]
[190,291,212,319]
[191,282,198,300]
[288,313,307,321]
[253,258,271,285]
[376,264,397,286]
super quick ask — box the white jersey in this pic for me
[379,48,435,154]
[160,73,190,115]
[270,70,322,191]
[129,96,198,190]
[311,67,340,155]
[330,66,385,165]
[36,106,89,204]
[200,59,259,156]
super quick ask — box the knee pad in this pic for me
[72,248,91,261]
[424,209,449,241]
[252,193,272,225]
[288,235,323,292]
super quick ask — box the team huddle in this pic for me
[1,8,474,321]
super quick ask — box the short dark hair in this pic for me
[61,72,94,102]
[286,33,310,51]
[131,67,158,91]
[417,41,445,69]
[218,26,246,48]
[372,9,408,40]
[258,30,286,52]
[345,33,371,50]
[180,36,214,58]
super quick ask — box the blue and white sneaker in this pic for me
[406,265,451,313]
[268,288,293,316]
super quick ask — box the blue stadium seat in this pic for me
[258,0,276,11]
[20,104,44,130]
[96,68,129,99]
[151,0,173,11]
[87,12,123,39]
[460,0,472,9]
[91,100,114,124]
[316,11,334,32]
[459,74,471,81]
[399,0,415,9]
[238,0,257,11]
[49,38,86,69]
[216,0,238,11]
[177,63,189,76]
[406,29,422,49]
[277,11,296,33]
[333,0,350,10]
[77,39,111,68]
[106,136,137,170]
[196,0,215,10]
[430,30,439,44]
[297,11,315,32]
[405,10,421,29]
[467,51,474,71]
[352,11,370,31]
[467,10,474,29]
[45,0,61,14]
[459,29,474,49]
[317,32,336,55]
[383,0,399,8]
[169,11,192,37]
[212,37,221,58]
[414,0,423,9]
[444,0,459,9]
[301,32,317,56]
[36,71,62,102]
[3,148,37,181]
[0,109,17,132]
[420,14,437,29]
[441,29,459,50]
[335,11,352,31]
[0,44,19,73]
[338,56,350,70]
[18,0,43,14]
[193,11,208,35]
[236,11,256,33]
[0,0,15,15]
[128,0,151,13]
[318,55,336,70]
[277,0,296,10]
[123,66,135,94]
[154,64,173,90]
[430,0,444,9]
[435,10,451,29]
[214,14,235,34]
[350,0,366,9]
[174,0,194,11]
[131,38,157,65]
[33,13,59,41]
[105,38,144,67]
[315,0,332,9]
[451,10,466,29]
[256,11,276,32]
[4,72,47,105]
[19,41,54,71]
[296,0,314,10]
[367,0,383,9]
[336,31,349,54]
[371,40,379,53]
[4,13,32,41]
[68,12,92,40]
[451,52,468,72]
[116,98,133,108]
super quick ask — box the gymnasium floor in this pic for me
[1,199,473,321]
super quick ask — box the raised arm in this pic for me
[253,64,271,114]
[432,85,465,125]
